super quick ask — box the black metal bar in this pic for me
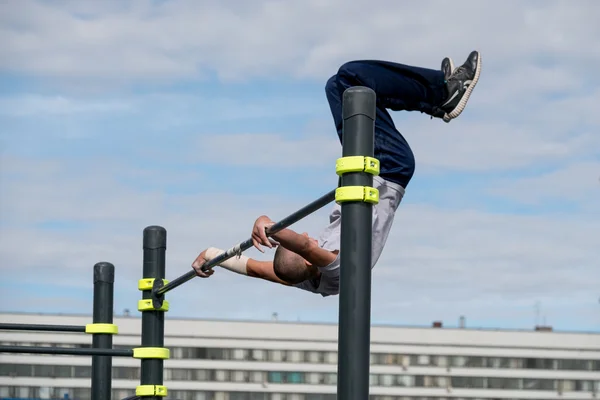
[336,86,376,399]
[0,323,86,332]
[155,188,336,296]
[141,226,167,400]
[0,345,133,357]
[91,262,115,400]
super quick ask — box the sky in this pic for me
[0,0,598,333]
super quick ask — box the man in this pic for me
[192,51,481,296]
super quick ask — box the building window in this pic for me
[559,359,590,370]
[465,356,485,368]
[305,372,321,385]
[232,348,249,361]
[435,376,448,388]
[73,388,92,400]
[232,370,249,382]
[251,349,266,361]
[395,375,413,387]
[369,374,379,386]
[35,365,55,377]
[575,380,594,391]
[195,369,213,381]
[451,376,486,388]
[432,355,449,367]
[113,366,139,380]
[487,377,507,389]
[324,373,337,385]
[171,368,193,380]
[451,356,467,367]
[287,350,303,363]
[287,372,303,384]
[525,357,556,369]
[269,371,283,383]
[215,369,229,382]
[523,378,556,390]
[305,351,323,363]
[380,374,394,386]
[324,351,337,364]
[269,350,286,362]
[250,371,266,383]
[75,366,92,378]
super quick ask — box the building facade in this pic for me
[0,313,599,400]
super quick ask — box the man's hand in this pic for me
[191,249,216,278]
[251,215,277,252]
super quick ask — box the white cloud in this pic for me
[0,94,132,116]
[486,161,600,208]
[1,0,599,83]
[196,133,340,168]
[1,0,599,331]
[0,154,598,330]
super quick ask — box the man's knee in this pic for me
[325,74,340,95]
[337,61,368,82]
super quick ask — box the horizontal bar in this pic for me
[155,188,337,296]
[0,345,134,357]
[0,322,86,333]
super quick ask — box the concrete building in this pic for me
[0,312,599,399]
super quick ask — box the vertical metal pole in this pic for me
[336,86,376,399]
[91,262,115,400]
[140,226,167,400]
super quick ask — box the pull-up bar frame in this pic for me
[153,188,337,297]
[0,86,376,399]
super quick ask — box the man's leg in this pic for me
[334,60,449,116]
[327,53,481,124]
[325,59,450,187]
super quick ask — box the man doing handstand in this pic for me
[192,51,481,296]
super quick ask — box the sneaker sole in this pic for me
[443,53,481,122]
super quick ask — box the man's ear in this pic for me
[304,259,313,267]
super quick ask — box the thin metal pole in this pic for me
[0,345,133,357]
[91,262,115,400]
[336,86,376,399]
[141,226,167,400]
[0,323,86,332]
[155,188,336,296]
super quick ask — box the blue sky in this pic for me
[0,0,599,332]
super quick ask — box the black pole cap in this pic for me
[93,262,115,283]
[143,225,167,249]
[342,86,376,120]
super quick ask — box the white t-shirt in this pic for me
[293,175,405,296]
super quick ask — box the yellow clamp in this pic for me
[138,278,169,291]
[133,347,171,360]
[136,385,167,396]
[138,299,170,312]
[335,186,379,204]
[336,156,380,176]
[85,323,118,335]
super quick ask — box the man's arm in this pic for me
[192,247,291,286]
[272,228,338,268]
[246,259,292,286]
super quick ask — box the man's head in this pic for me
[273,241,319,284]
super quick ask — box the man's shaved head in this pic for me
[273,246,316,284]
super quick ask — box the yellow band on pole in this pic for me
[138,299,170,312]
[335,186,379,204]
[136,385,168,396]
[336,156,380,176]
[85,323,118,334]
[133,347,170,360]
[138,278,169,291]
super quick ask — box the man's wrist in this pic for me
[205,247,249,275]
